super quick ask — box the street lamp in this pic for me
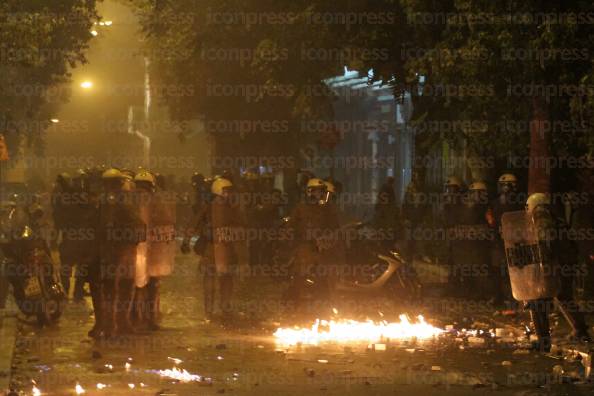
[80,81,93,90]
[50,119,59,123]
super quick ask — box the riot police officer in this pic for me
[441,176,465,295]
[523,193,591,351]
[487,173,524,306]
[454,181,492,298]
[182,177,243,322]
[97,168,146,337]
[144,171,176,330]
[130,171,154,327]
[83,167,103,338]
[285,178,341,313]
[51,173,76,297]
[69,169,95,302]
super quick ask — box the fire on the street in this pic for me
[74,382,85,394]
[155,367,212,384]
[274,314,444,346]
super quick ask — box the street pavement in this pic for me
[5,253,594,395]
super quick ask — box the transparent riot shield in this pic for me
[501,211,560,301]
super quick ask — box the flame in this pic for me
[274,314,444,346]
[75,383,85,394]
[156,367,210,383]
[96,383,107,390]
[32,385,42,396]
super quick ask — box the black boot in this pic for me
[100,279,116,338]
[147,277,161,330]
[88,277,104,339]
[528,299,551,352]
[115,278,136,336]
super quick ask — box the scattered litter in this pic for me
[317,359,328,364]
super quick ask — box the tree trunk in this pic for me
[528,97,550,195]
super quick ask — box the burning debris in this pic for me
[152,367,212,384]
[274,314,444,346]
[75,382,85,394]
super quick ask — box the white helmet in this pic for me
[469,181,487,191]
[498,173,518,184]
[526,193,550,213]
[306,178,326,189]
[445,176,463,188]
[211,178,233,196]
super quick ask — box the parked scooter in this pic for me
[0,197,64,325]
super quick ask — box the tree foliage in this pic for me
[131,0,594,178]
[0,0,99,157]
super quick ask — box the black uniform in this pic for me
[448,195,492,298]
[52,183,76,296]
[527,205,590,351]
[285,199,342,312]
[98,191,145,337]
[442,192,465,294]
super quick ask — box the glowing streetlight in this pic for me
[80,81,93,90]
[50,118,59,123]
[90,30,98,37]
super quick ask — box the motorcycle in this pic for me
[282,220,422,304]
[0,199,64,325]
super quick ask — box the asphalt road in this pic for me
[6,253,594,395]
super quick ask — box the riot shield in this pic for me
[501,211,560,301]
[135,197,150,288]
[147,192,176,277]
